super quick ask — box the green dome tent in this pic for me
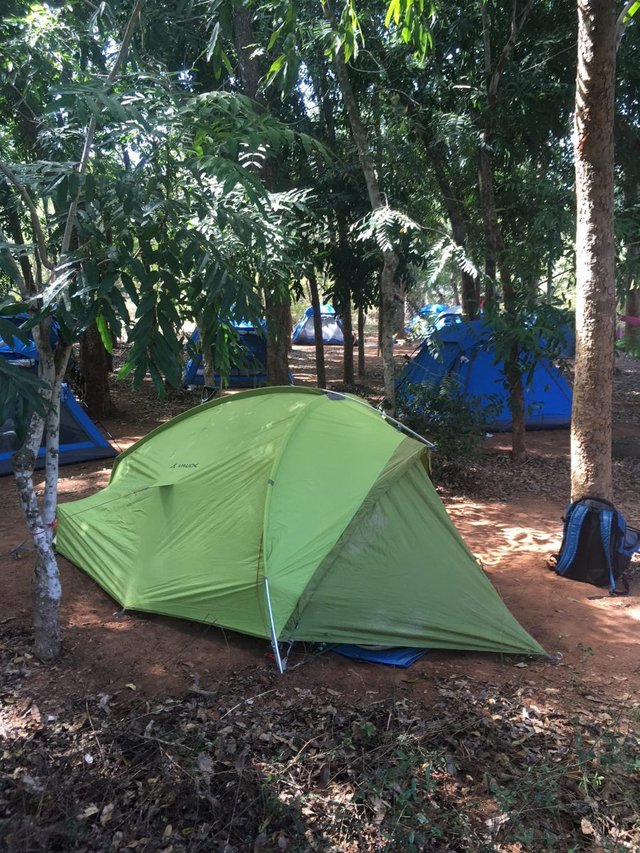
[56,387,543,668]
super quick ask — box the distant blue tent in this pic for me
[396,319,572,431]
[0,321,116,476]
[291,304,344,345]
[406,306,462,337]
[417,304,449,318]
[182,320,269,388]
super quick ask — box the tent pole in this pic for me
[263,577,285,674]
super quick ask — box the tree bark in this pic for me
[233,4,261,100]
[341,295,354,384]
[622,184,639,348]
[308,270,326,387]
[477,146,499,308]
[571,0,617,501]
[233,6,291,385]
[324,0,399,410]
[80,323,115,418]
[476,0,534,462]
[10,0,145,661]
[357,306,366,376]
[426,141,479,318]
[625,288,640,349]
[264,283,291,385]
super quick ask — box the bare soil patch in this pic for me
[1,344,639,851]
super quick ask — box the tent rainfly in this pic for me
[397,319,572,431]
[182,321,268,388]
[0,319,116,475]
[56,387,544,670]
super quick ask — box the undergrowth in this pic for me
[2,628,639,852]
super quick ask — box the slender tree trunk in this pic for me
[264,283,292,385]
[450,272,460,306]
[427,142,479,318]
[341,295,354,384]
[324,0,399,410]
[571,0,616,501]
[7,0,144,662]
[80,323,114,418]
[357,306,366,376]
[395,278,407,337]
[476,0,535,461]
[623,184,639,348]
[195,319,216,391]
[477,147,499,308]
[13,330,71,660]
[308,270,326,387]
[233,5,291,385]
[625,288,640,348]
[233,5,261,100]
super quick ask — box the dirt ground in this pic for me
[1,344,639,717]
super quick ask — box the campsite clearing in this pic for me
[1,343,639,705]
[1,344,640,851]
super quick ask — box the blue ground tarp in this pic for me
[331,645,428,667]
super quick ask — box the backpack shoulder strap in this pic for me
[599,509,616,591]
[555,503,590,575]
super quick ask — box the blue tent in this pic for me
[406,305,462,337]
[0,322,116,476]
[291,304,344,345]
[182,320,269,388]
[417,303,449,317]
[397,320,572,431]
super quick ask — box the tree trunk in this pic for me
[233,6,291,385]
[477,146,499,308]
[324,0,399,411]
[195,318,216,391]
[341,295,354,384]
[80,323,115,418]
[571,0,617,501]
[478,149,527,461]
[426,141,479,318]
[505,343,526,461]
[264,283,291,385]
[395,278,407,337]
[14,404,61,660]
[475,0,536,462]
[13,329,71,661]
[233,4,260,100]
[622,184,639,349]
[357,306,366,377]
[450,272,460,306]
[308,270,326,387]
[625,288,640,349]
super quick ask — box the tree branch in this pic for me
[0,162,54,274]
[60,0,146,257]
[0,225,27,296]
[488,0,536,99]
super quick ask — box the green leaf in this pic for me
[624,1,640,23]
[96,313,114,353]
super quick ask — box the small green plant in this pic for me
[396,377,498,477]
[616,336,640,359]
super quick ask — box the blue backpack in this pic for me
[552,497,640,594]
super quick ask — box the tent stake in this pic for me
[263,577,285,674]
